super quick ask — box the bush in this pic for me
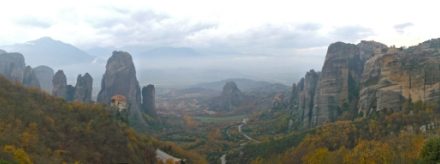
[420,137,440,163]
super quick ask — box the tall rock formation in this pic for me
[288,39,440,128]
[312,42,363,126]
[358,39,440,116]
[298,70,320,128]
[97,51,144,127]
[288,83,300,110]
[33,65,54,93]
[65,85,75,101]
[141,85,157,116]
[74,73,93,102]
[0,52,25,82]
[22,66,40,88]
[221,81,243,111]
[52,70,67,99]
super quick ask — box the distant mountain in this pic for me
[190,78,289,93]
[1,37,95,67]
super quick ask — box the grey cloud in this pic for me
[198,24,329,54]
[85,7,373,58]
[394,22,414,33]
[296,23,322,31]
[194,24,373,56]
[89,9,216,48]
[15,18,52,28]
[330,26,373,42]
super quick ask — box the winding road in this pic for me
[220,118,260,164]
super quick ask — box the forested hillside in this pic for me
[227,103,440,163]
[0,76,205,163]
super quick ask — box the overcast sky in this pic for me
[1,0,439,85]
[1,0,439,49]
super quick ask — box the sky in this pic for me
[0,0,439,86]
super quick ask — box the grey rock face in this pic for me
[288,39,440,128]
[142,84,157,116]
[33,65,54,93]
[221,81,243,111]
[97,51,144,128]
[313,42,362,126]
[74,73,93,102]
[358,39,440,116]
[288,70,320,129]
[52,70,67,99]
[357,40,388,63]
[22,66,40,88]
[97,51,141,107]
[289,83,299,110]
[299,70,320,128]
[0,52,25,82]
[66,85,75,101]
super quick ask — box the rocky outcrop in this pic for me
[287,39,440,129]
[289,70,321,129]
[74,73,93,102]
[52,71,93,102]
[22,66,40,88]
[33,65,54,93]
[142,85,157,116]
[312,42,363,125]
[0,52,25,82]
[357,40,388,63]
[66,85,75,101]
[97,51,141,107]
[358,39,440,116]
[52,70,67,99]
[298,70,320,128]
[288,83,299,110]
[220,81,243,111]
[97,51,144,127]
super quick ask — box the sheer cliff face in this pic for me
[97,51,141,108]
[52,70,67,98]
[0,52,25,82]
[289,39,440,128]
[359,39,440,116]
[97,51,147,129]
[298,70,320,128]
[313,42,363,125]
[289,41,389,128]
[142,84,157,116]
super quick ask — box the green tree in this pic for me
[420,137,440,163]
